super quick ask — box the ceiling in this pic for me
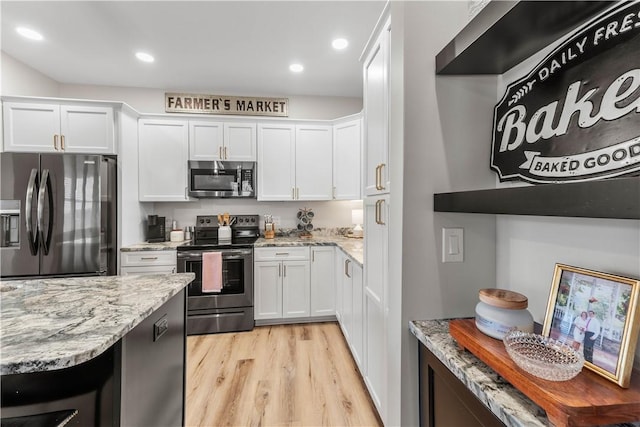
[1,1,386,98]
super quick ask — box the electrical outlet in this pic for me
[442,228,464,263]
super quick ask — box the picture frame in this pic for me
[542,263,640,388]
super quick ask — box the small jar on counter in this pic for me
[475,288,534,339]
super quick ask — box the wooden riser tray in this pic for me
[449,318,640,427]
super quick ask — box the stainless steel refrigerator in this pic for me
[1,153,117,279]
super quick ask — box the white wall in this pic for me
[494,22,640,371]
[1,52,363,120]
[58,84,362,120]
[395,2,498,426]
[151,199,363,233]
[1,52,60,97]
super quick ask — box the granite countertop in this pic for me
[0,273,195,375]
[254,235,363,266]
[410,319,548,427]
[121,235,364,266]
[120,240,189,251]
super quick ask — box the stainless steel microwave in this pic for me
[188,161,256,198]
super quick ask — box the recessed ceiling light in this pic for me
[289,63,304,73]
[16,27,43,41]
[332,38,349,50]
[135,52,155,63]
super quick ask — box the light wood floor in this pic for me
[186,322,382,427]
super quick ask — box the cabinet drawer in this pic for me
[121,251,177,267]
[255,247,309,261]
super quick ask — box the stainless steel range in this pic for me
[177,214,260,335]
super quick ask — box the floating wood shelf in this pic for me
[449,318,640,427]
[433,177,640,220]
[436,1,614,75]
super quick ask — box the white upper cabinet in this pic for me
[189,120,223,160]
[138,119,190,202]
[333,118,362,200]
[189,120,256,161]
[258,123,296,200]
[3,101,115,154]
[363,21,390,197]
[295,124,333,200]
[257,123,333,201]
[224,122,256,161]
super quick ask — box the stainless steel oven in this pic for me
[176,214,259,335]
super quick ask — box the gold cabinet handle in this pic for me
[292,187,295,200]
[375,199,387,225]
[333,186,336,199]
[283,265,287,277]
[279,264,282,277]
[296,187,299,200]
[61,135,65,150]
[345,259,351,278]
[378,163,385,191]
[374,164,380,190]
[219,146,223,159]
[53,135,59,151]
[224,146,228,159]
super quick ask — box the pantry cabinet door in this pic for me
[254,261,283,320]
[295,125,333,200]
[257,124,295,200]
[224,122,256,161]
[282,260,310,318]
[3,102,60,152]
[138,119,190,202]
[363,25,390,197]
[189,120,224,160]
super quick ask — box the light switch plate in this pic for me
[442,228,464,262]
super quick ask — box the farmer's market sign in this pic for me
[491,1,640,183]
[165,93,288,117]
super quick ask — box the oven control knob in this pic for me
[199,219,204,224]
[251,218,256,223]
[205,218,210,224]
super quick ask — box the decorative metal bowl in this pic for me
[503,329,584,381]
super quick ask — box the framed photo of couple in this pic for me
[542,263,640,388]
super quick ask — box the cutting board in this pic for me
[449,318,640,427]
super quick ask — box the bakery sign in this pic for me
[165,93,288,117]
[491,1,640,183]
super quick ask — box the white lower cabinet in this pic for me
[282,261,311,318]
[120,250,177,275]
[310,247,335,317]
[351,261,364,368]
[336,250,364,369]
[254,247,310,321]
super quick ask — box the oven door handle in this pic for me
[177,252,204,259]
[223,254,251,260]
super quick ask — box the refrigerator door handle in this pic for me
[37,169,54,256]
[25,168,40,255]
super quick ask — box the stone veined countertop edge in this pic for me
[0,273,195,375]
[409,319,548,427]
[121,236,364,266]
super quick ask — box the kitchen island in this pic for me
[1,273,195,426]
